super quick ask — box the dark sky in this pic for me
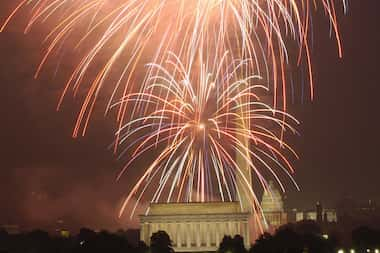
[0,1,379,232]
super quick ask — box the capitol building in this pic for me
[260,181,338,231]
[260,181,288,230]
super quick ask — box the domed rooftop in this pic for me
[261,181,284,213]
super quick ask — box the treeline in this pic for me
[225,221,380,253]
[0,228,146,253]
[0,221,379,253]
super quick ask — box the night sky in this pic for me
[0,1,379,232]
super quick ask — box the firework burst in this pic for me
[113,51,299,222]
[1,0,346,226]
[1,0,346,136]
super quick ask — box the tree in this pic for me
[77,228,97,242]
[150,230,174,253]
[294,221,322,236]
[0,229,8,253]
[219,235,247,253]
[136,241,149,253]
[219,235,234,253]
[26,230,52,253]
[274,227,303,253]
[352,226,380,250]
[249,233,274,253]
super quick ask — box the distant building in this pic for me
[1,225,20,234]
[60,230,70,238]
[261,181,288,230]
[295,209,338,223]
[293,203,338,223]
[337,198,380,227]
[324,209,338,223]
[260,189,338,230]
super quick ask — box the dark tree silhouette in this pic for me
[0,229,8,253]
[0,228,136,253]
[25,230,53,253]
[294,220,322,236]
[150,230,174,253]
[136,240,149,253]
[77,228,97,242]
[352,226,380,250]
[274,227,303,253]
[219,235,247,253]
[232,235,247,253]
[219,235,234,253]
[249,232,274,253]
[250,221,337,253]
[0,229,8,243]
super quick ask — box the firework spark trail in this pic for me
[1,0,345,136]
[112,50,300,220]
[1,0,346,226]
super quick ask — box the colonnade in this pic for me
[141,219,250,251]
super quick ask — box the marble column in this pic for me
[191,222,195,246]
[215,222,220,246]
[166,223,171,242]
[229,221,234,236]
[152,223,157,234]
[140,223,145,243]
[228,221,233,236]
[196,222,201,247]
[205,223,211,247]
[244,222,249,246]
[222,221,227,237]
[186,223,191,249]
[176,223,181,249]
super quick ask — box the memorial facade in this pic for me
[140,202,251,252]
[140,117,254,252]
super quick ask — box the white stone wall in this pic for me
[140,213,250,252]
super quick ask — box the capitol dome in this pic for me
[261,181,284,213]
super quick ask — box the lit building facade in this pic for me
[295,209,338,223]
[260,181,288,230]
[140,202,250,252]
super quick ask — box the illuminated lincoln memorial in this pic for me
[139,118,254,252]
[140,202,250,252]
